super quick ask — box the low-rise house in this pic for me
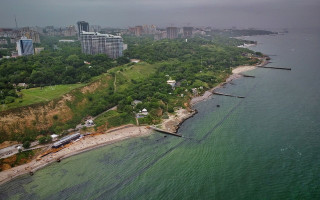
[136,108,148,118]
[85,119,94,127]
[130,59,140,63]
[34,47,44,54]
[167,80,176,87]
[132,100,142,106]
[141,108,148,115]
[50,134,59,141]
[17,83,28,88]
[192,88,198,95]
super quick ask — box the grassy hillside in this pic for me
[1,84,85,111]
[0,74,115,143]
[109,62,159,92]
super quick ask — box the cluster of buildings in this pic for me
[0,21,125,59]
[11,37,45,57]
[42,25,77,37]
[0,21,216,60]
[128,25,157,36]
[0,27,41,45]
[127,25,209,40]
[0,27,43,58]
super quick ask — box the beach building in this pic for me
[50,134,59,141]
[85,119,94,127]
[52,133,80,148]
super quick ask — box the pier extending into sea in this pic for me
[256,66,291,70]
[149,126,182,137]
[212,91,245,99]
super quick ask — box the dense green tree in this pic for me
[23,141,31,149]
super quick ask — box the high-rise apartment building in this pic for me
[80,31,123,59]
[134,26,143,36]
[166,27,178,39]
[77,21,89,38]
[183,27,193,38]
[16,37,34,56]
[24,30,41,43]
[63,25,77,37]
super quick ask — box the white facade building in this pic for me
[80,31,123,59]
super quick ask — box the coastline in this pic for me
[190,58,267,106]
[0,125,152,185]
[0,57,268,186]
[0,110,194,185]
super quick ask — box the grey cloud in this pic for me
[0,0,319,29]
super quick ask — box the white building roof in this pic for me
[51,134,59,138]
[59,39,75,42]
[81,31,122,38]
[167,80,176,83]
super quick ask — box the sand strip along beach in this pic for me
[0,126,152,185]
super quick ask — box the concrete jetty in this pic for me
[212,91,245,99]
[149,126,182,137]
[256,66,291,70]
[240,74,255,78]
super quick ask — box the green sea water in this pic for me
[1,29,320,199]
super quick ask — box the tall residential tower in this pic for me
[80,31,123,59]
[183,27,193,38]
[77,21,89,38]
[166,27,178,39]
[16,37,34,56]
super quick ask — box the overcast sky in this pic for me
[0,0,319,29]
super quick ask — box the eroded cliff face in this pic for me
[0,76,111,142]
[0,94,74,136]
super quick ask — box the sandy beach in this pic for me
[0,125,152,185]
[190,64,257,105]
[190,57,269,106]
[0,109,196,185]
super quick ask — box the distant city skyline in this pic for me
[0,0,319,29]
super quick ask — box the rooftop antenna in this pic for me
[14,15,18,29]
